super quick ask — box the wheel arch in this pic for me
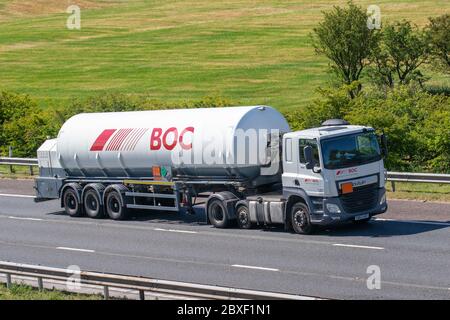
[205,191,241,224]
[283,188,312,230]
[60,183,82,208]
[81,183,105,206]
[103,184,129,207]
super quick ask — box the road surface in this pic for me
[0,179,449,299]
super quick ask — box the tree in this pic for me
[369,21,430,89]
[312,1,379,98]
[0,91,38,155]
[427,14,450,73]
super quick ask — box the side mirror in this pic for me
[380,134,388,157]
[303,146,314,170]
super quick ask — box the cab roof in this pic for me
[285,125,372,140]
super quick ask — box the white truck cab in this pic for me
[278,119,388,233]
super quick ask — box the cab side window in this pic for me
[285,138,293,162]
[299,139,319,165]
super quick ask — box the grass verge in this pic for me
[0,283,102,300]
[386,181,450,202]
[0,164,36,179]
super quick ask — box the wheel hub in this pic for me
[294,209,306,228]
[211,204,224,221]
[238,209,248,225]
[86,194,98,211]
[68,196,76,209]
[110,197,120,213]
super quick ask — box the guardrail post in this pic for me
[37,277,43,291]
[5,273,12,289]
[391,181,396,192]
[103,286,110,300]
[29,165,34,176]
[139,290,145,300]
[8,147,14,174]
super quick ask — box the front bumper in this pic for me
[310,187,387,226]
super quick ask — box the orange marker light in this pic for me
[152,166,161,179]
[341,182,353,194]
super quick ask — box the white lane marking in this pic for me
[333,243,384,250]
[0,193,35,198]
[153,228,197,234]
[231,264,280,272]
[56,247,95,253]
[8,216,42,221]
[375,218,450,226]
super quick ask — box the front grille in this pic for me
[340,183,378,214]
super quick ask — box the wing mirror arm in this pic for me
[303,146,316,171]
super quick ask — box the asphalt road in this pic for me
[0,179,449,299]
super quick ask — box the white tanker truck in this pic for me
[35,106,388,234]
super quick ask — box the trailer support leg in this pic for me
[184,189,195,215]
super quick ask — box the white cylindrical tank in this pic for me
[56,106,290,184]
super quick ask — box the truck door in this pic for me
[282,137,299,188]
[297,139,323,196]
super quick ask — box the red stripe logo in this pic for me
[90,129,116,151]
[107,128,133,151]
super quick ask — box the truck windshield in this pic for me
[321,132,381,169]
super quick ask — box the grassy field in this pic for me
[0,0,449,111]
[0,283,101,300]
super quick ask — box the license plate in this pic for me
[355,213,370,221]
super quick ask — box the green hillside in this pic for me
[0,0,449,110]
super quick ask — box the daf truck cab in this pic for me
[261,119,388,234]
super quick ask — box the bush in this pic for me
[0,91,58,157]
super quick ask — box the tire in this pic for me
[236,204,252,229]
[105,191,128,220]
[291,202,315,234]
[63,188,83,217]
[207,198,230,228]
[83,189,104,219]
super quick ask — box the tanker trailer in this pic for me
[35,106,388,234]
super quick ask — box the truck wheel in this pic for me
[63,188,82,217]
[291,202,314,234]
[236,204,252,229]
[106,191,128,220]
[207,198,229,228]
[83,189,104,219]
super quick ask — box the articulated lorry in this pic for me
[35,106,388,234]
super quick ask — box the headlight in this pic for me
[326,203,341,213]
[379,193,386,205]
